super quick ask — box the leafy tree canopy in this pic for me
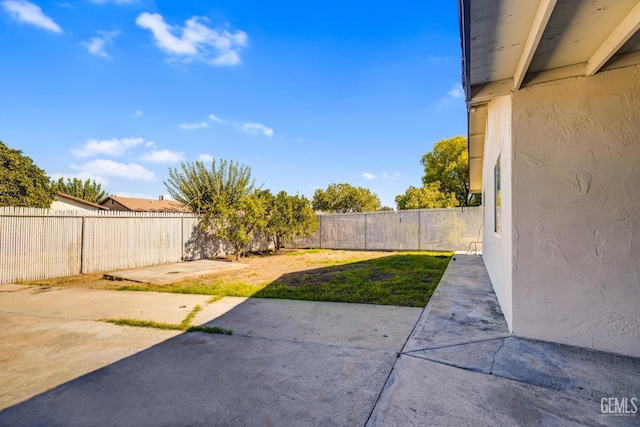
[395,182,458,210]
[0,141,55,208]
[165,159,263,260]
[264,190,319,253]
[51,177,108,204]
[421,136,480,207]
[312,183,381,213]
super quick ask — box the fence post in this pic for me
[181,217,184,260]
[80,216,85,274]
[364,213,367,250]
[418,210,421,250]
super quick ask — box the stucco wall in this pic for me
[51,197,100,211]
[482,95,514,329]
[511,65,640,357]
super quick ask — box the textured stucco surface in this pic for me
[482,94,514,329]
[510,65,640,357]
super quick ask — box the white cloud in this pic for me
[208,113,225,123]
[436,83,465,110]
[133,110,143,117]
[71,137,145,158]
[71,160,155,181]
[382,172,400,180]
[141,149,185,164]
[198,154,213,162]
[2,0,62,33]
[448,84,464,98]
[135,13,248,66]
[362,172,376,180]
[51,172,108,186]
[179,121,209,130]
[242,122,273,137]
[80,30,120,58]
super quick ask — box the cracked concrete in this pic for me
[369,255,640,426]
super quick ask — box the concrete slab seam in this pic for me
[401,336,510,355]
[219,330,403,354]
[489,337,506,376]
[398,304,428,351]
[0,310,111,323]
[402,351,491,375]
[364,303,428,425]
[364,351,401,426]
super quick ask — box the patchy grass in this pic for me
[22,249,452,307]
[101,318,184,331]
[111,250,452,307]
[100,301,232,335]
[180,304,202,329]
[101,318,233,335]
[284,248,327,256]
[186,325,233,335]
[116,281,260,297]
[254,253,451,307]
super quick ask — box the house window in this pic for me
[494,155,501,234]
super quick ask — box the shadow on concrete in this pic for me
[0,330,399,427]
[0,283,424,426]
[3,255,639,426]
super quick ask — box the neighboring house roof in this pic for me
[459,0,640,192]
[52,192,109,211]
[100,196,191,213]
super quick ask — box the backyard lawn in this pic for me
[26,249,452,307]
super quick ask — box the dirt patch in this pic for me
[21,249,403,290]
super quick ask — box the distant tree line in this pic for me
[2,136,478,257]
[51,177,108,204]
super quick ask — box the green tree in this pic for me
[0,141,55,208]
[312,183,381,213]
[395,182,458,210]
[164,159,265,260]
[50,177,108,204]
[421,136,479,207]
[264,190,319,253]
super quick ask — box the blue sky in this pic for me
[1,0,466,208]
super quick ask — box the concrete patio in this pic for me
[1,255,638,426]
[369,256,640,426]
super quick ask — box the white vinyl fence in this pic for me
[289,207,483,252]
[0,207,269,284]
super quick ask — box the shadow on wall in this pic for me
[182,223,271,261]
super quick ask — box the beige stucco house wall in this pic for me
[481,64,640,357]
[481,95,514,329]
[51,193,107,211]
